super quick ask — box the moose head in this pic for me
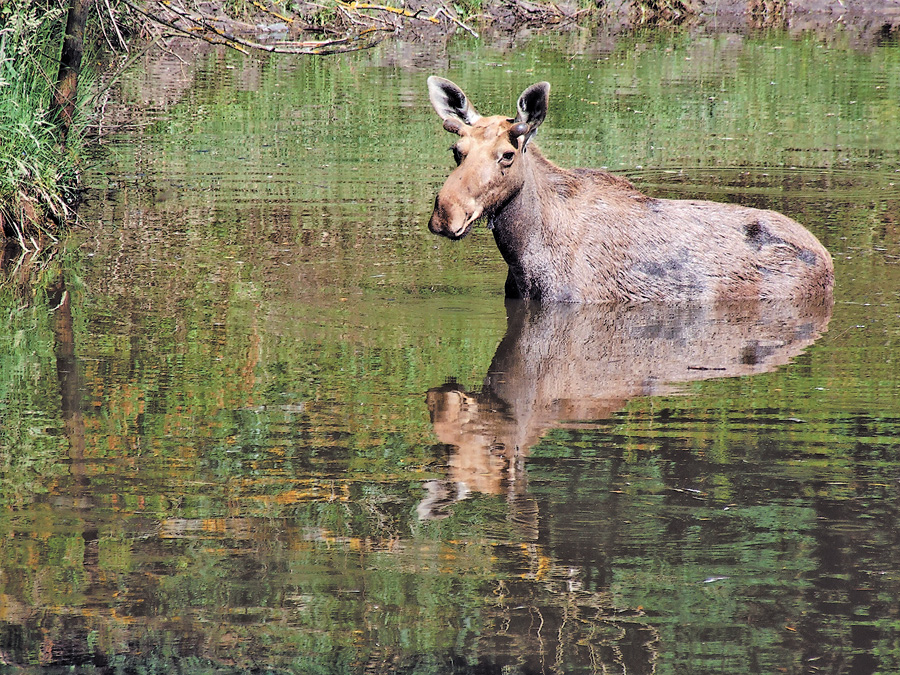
[427,76,550,240]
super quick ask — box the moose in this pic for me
[427,76,834,304]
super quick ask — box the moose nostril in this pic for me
[453,212,477,236]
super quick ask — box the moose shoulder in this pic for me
[427,76,834,304]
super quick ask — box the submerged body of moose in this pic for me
[427,76,834,304]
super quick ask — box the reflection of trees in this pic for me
[0,252,71,509]
[352,558,661,674]
[479,574,659,675]
[5,36,900,672]
[0,220,496,669]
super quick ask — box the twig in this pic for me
[127,0,395,55]
[121,0,485,56]
[155,0,254,53]
[104,0,130,51]
[222,25,393,54]
[121,0,249,53]
[431,6,478,36]
[96,3,118,52]
[337,0,439,22]
[336,2,396,28]
[335,4,372,27]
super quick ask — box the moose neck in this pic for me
[488,146,571,298]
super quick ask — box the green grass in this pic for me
[0,2,84,246]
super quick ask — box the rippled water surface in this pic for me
[3,28,900,674]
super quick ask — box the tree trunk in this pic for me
[54,0,93,143]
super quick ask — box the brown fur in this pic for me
[427,77,834,304]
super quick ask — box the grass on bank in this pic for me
[0,2,85,248]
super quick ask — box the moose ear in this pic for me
[514,81,550,148]
[427,76,481,129]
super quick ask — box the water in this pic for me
[2,28,900,674]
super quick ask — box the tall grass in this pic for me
[0,2,84,247]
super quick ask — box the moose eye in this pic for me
[451,146,463,165]
[499,151,516,166]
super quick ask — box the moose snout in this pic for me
[429,193,482,240]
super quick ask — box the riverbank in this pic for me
[124,0,900,56]
[1,0,897,253]
[0,3,82,249]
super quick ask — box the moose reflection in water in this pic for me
[426,77,834,304]
[421,298,832,521]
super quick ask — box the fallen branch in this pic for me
[336,0,439,22]
[121,0,487,56]
[121,0,250,53]
[430,6,478,37]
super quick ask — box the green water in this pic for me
[2,28,900,674]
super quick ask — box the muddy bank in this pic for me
[680,0,900,34]
[474,0,900,49]
[126,0,900,57]
[472,0,900,43]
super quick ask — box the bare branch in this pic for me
[121,0,417,54]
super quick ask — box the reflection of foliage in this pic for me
[0,268,70,508]
[2,32,900,674]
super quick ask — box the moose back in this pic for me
[426,76,834,304]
